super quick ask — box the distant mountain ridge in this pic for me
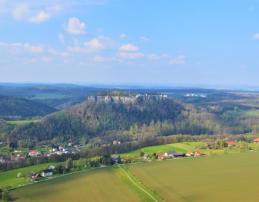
[0,95,56,120]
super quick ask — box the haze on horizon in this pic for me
[0,0,259,86]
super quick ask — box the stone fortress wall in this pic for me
[87,94,168,104]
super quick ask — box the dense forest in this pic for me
[0,95,222,148]
[0,95,56,120]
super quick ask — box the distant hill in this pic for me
[5,95,219,147]
[0,95,57,120]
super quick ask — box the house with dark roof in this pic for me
[173,152,185,157]
[41,169,53,177]
[169,150,176,157]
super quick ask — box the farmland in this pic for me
[11,167,151,202]
[127,152,259,202]
[6,149,259,201]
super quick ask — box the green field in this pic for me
[11,167,152,202]
[0,163,57,188]
[31,93,68,100]
[122,142,203,157]
[7,120,41,125]
[127,152,259,202]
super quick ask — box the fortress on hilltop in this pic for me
[87,93,168,104]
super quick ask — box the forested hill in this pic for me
[0,95,56,120]
[5,96,221,148]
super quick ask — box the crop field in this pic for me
[11,167,151,202]
[127,152,259,202]
[122,142,202,157]
[0,163,58,188]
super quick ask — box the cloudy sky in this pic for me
[0,0,259,86]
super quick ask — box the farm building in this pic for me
[144,154,150,159]
[169,150,176,157]
[253,138,259,143]
[173,152,185,157]
[195,151,201,156]
[41,169,53,177]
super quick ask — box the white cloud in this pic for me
[58,34,65,43]
[29,11,50,23]
[253,33,259,40]
[0,42,43,54]
[169,55,186,65]
[41,56,52,62]
[119,44,138,51]
[120,33,127,38]
[118,52,144,59]
[24,43,43,53]
[84,38,105,50]
[140,36,149,41]
[146,53,169,60]
[93,55,122,62]
[13,4,29,20]
[48,49,68,57]
[67,17,86,35]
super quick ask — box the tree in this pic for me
[139,150,144,157]
[65,158,73,170]
[53,164,66,174]
[2,190,10,201]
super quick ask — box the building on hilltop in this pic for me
[88,93,168,104]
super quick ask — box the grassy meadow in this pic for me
[11,167,151,202]
[122,142,202,157]
[0,163,57,188]
[127,152,259,202]
[7,120,41,125]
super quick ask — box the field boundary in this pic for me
[118,165,161,202]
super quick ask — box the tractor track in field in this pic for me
[118,165,160,202]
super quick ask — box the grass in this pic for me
[122,142,202,157]
[127,152,259,202]
[0,163,57,188]
[11,167,152,202]
[7,120,41,125]
[245,110,259,116]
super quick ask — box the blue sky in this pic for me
[0,0,259,87]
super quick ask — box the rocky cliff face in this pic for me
[87,94,168,104]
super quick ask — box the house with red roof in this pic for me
[226,141,235,147]
[113,140,121,145]
[157,153,164,159]
[186,152,194,157]
[29,151,41,157]
[253,138,259,143]
[195,151,201,156]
